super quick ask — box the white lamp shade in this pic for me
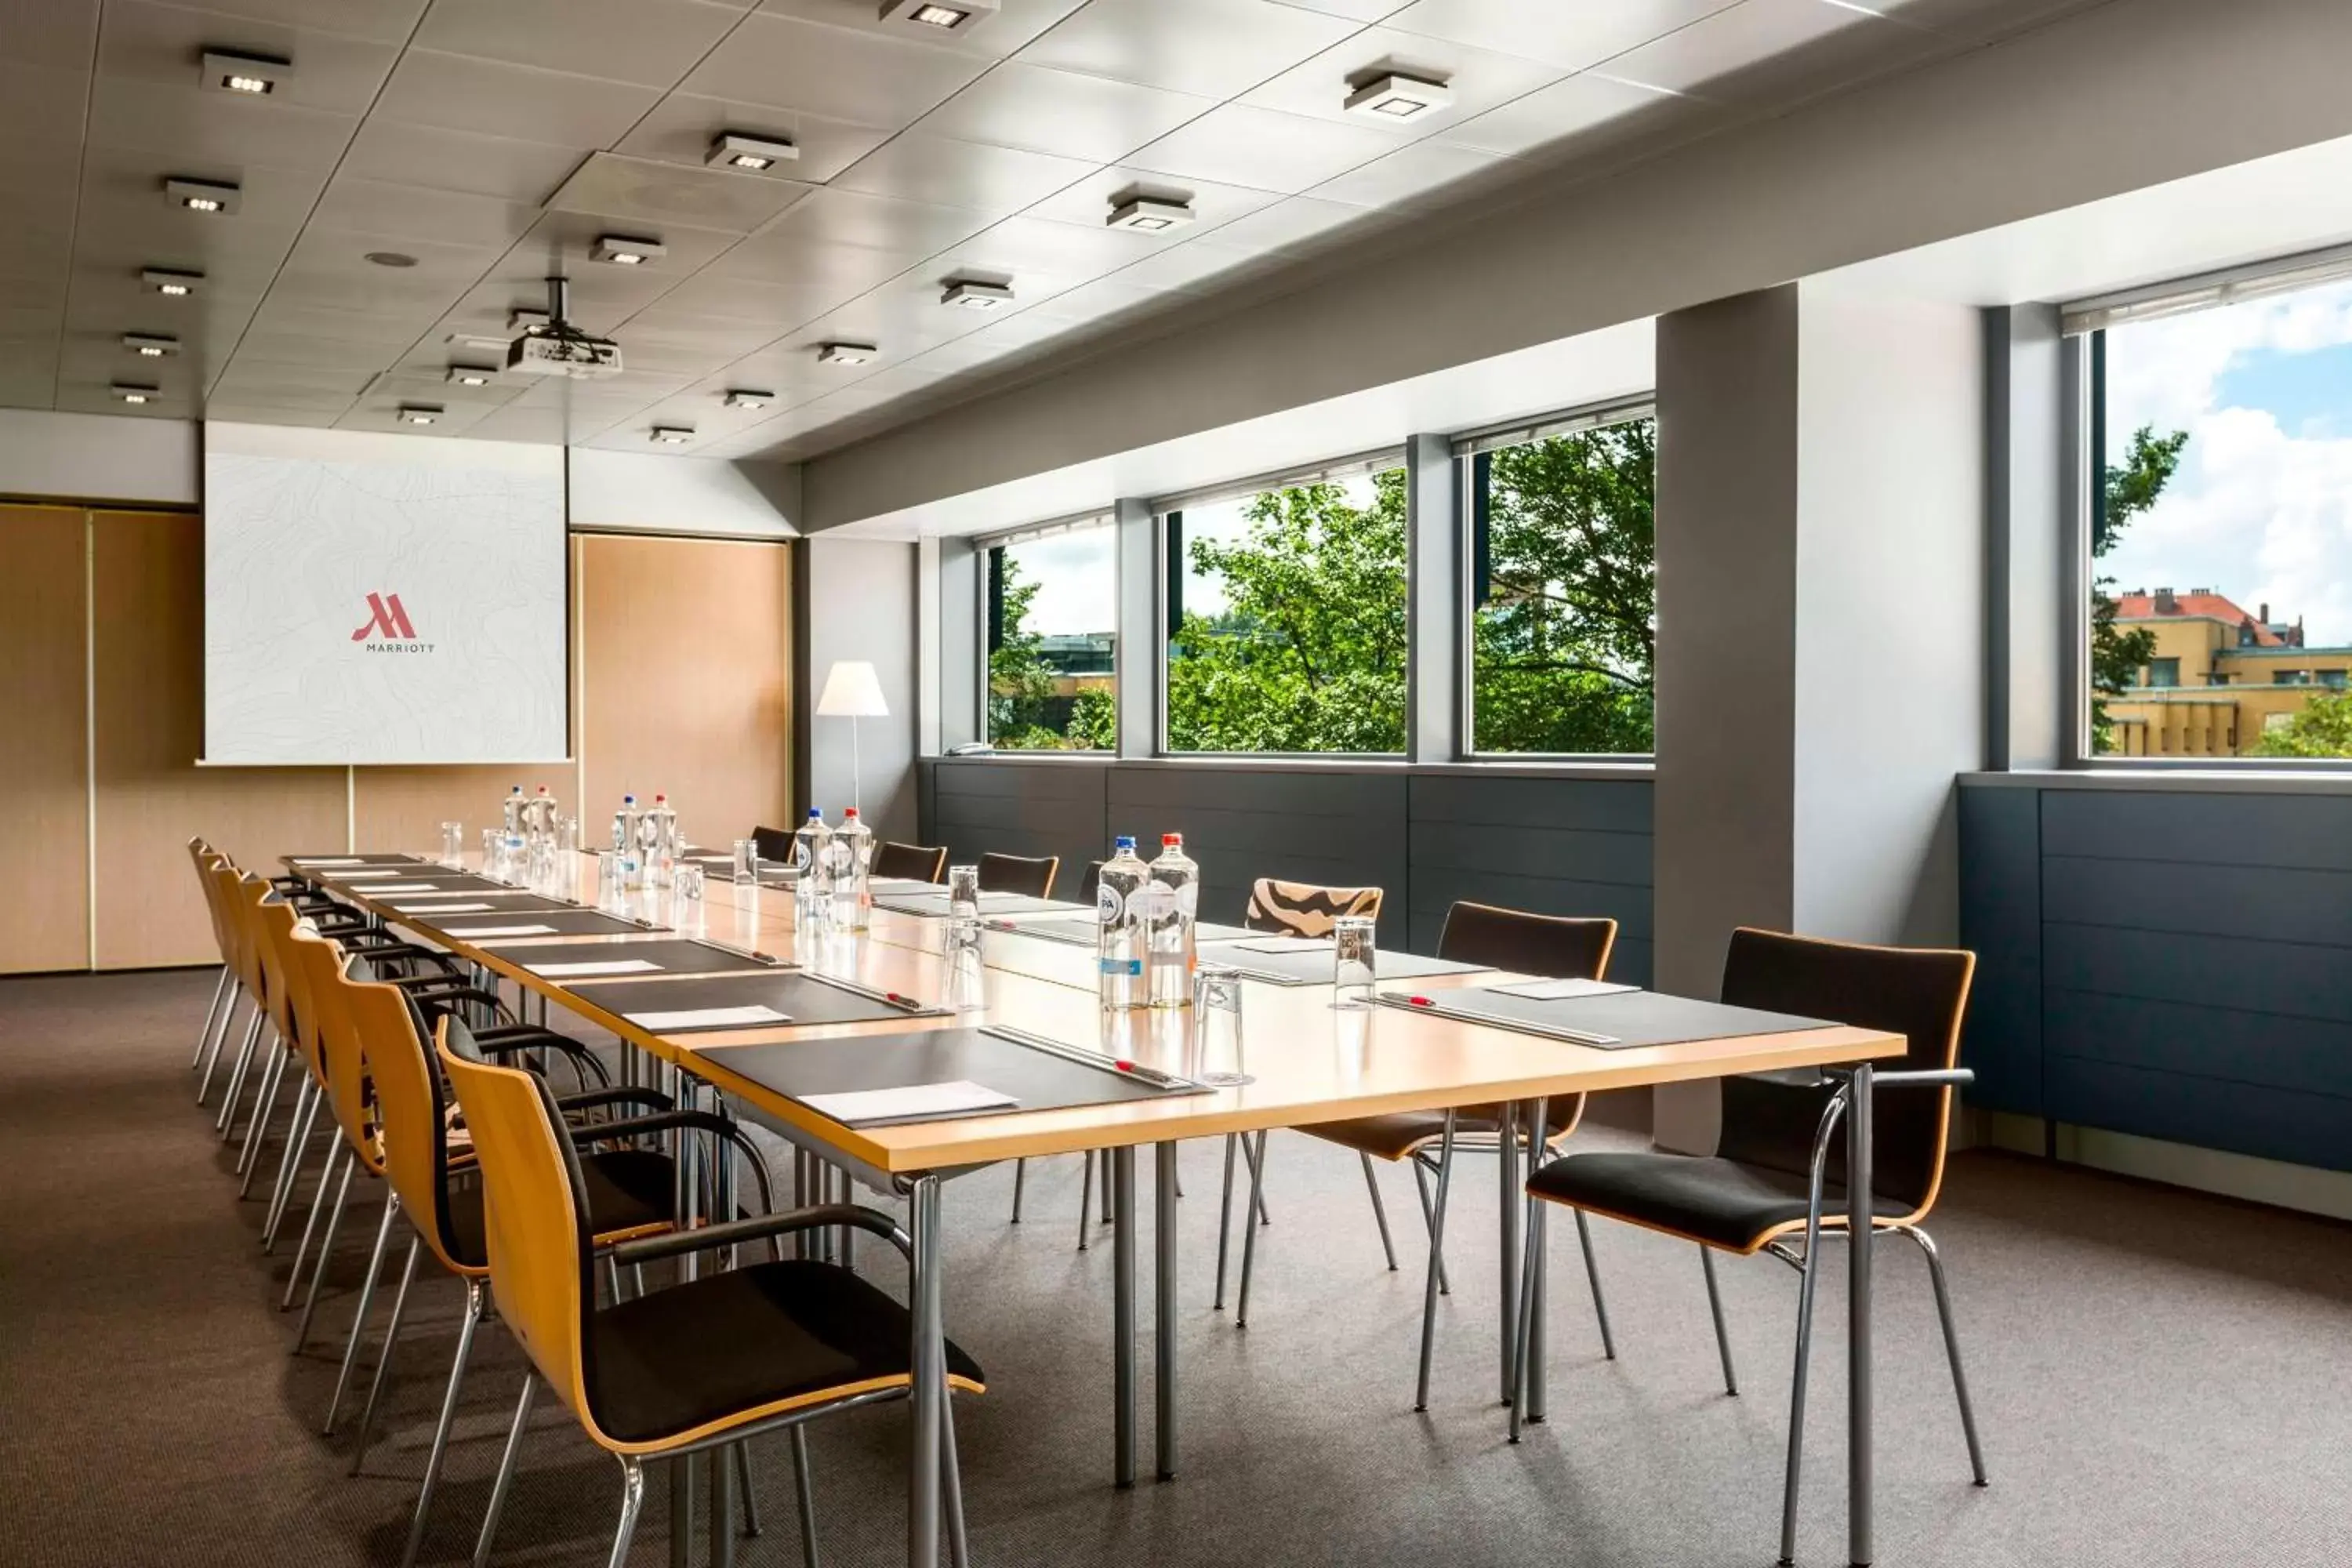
[815,659,891,718]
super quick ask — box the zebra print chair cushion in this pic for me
[1243,878,1384,938]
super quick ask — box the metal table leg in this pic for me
[1848,1062,1875,1567]
[1155,1141,1178,1481]
[1112,1145,1137,1487]
[909,1174,946,1568]
[670,1080,704,1568]
[1497,1100,1520,1405]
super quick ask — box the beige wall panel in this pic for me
[0,506,93,972]
[354,764,557,857]
[581,535,793,852]
[91,510,345,967]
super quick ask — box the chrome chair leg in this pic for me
[1413,1113,1459,1412]
[325,1192,402,1432]
[192,968,230,1067]
[401,1279,485,1568]
[282,1142,347,1311]
[943,1394,971,1568]
[1359,1153,1399,1272]
[293,1150,356,1345]
[1077,1146,1094,1251]
[1574,1210,1615,1361]
[789,1425,821,1568]
[1779,1084,1847,1567]
[1213,1134,1237,1308]
[1697,1243,1737,1393]
[235,1043,289,1188]
[735,1440,763,1537]
[351,1236,422,1470]
[604,1457,647,1568]
[1010,1156,1026,1223]
[1896,1223,1988,1485]
[473,1376,539,1568]
[1235,1131,1270,1327]
[196,996,244,1105]
[1411,1155,1451,1296]
[263,1080,321,1249]
[215,1014,265,1137]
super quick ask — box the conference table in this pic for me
[286,851,1904,1568]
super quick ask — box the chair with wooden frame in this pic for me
[975,851,1058,898]
[873,840,949,883]
[1512,927,1987,1565]
[187,840,240,1078]
[437,1019,989,1568]
[752,824,797,863]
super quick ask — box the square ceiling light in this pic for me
[446,365,497,387]
[590,234,665,266]
[706,132,800,173]
[942,278,1014,311]
[123,332,180,358]
[201,49,292,96]
[877,0,997,34]
[652,425,695,445]
[1343,72,1454,122]
[398,403,441,425]
[817,341,877,365]
[113,383,159,405]
[1106,195,1193,232]
[165,177,241,215]
[142,267,203,296]
[724,389,772,408]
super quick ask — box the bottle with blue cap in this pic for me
[1096,833,1149,1011]
[793,807,832,929]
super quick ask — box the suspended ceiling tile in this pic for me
[648,270,856,329]
[1022,164,1284,240]
[1240,25,1571,140]
[1436,69,1691,157]
[413,0,753,89]
[308,176,542,249]
[495,208,746,285]
[830,133,1098,218]
[0,65,97,158]
[614,307,786,354]
[339,120,590,202]
[1381,0,1740,72]
[75,143,331,229]
[56,378,198,417]
[1019,0,1363,100]
[934,212,1170,279]
[544,151,816,237]
[5,0,100,68]
[1102,238,1270,294]
[1016,274,1175,327]
[1259,0,1399,17]
[912,62,1216,165]
[1192,193,1380,255]
[0,225,76,289]
[732,186,997,260]
[753,0,1091,58]
[84,77,361,173]
[459,402,571,442]
[242,298,434,346]
[161,0,434,47]
[1308,137,1515,209]
[335,392,499,433]
[678,13,990,126]
[196,402,345,426]
[1590,0,1875,97]
[373,49,663,147]
[611,93,895,186]
[96,1,403,111]
[1127,103,1400,195]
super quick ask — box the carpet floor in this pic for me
[5,967,2352,1567]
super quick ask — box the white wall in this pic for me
[802,536,919,841]
[566,448,800,538]
[0,410,197,503]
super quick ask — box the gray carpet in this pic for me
[5,968,2351,1567]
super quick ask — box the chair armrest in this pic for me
[557,1087,674,1116]
[608,1204,911,1269]
[408,984,516,1018]
[1875,1068,1974,1090]
[474,1030,612,1089]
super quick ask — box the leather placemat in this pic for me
[1377,989,1834,1051]
[434,909,664,939]
[567,972,945,1032]
[993,916,1256,948]
[1209,945,1490,986]
[702,1027,1201,1127]
[474,937,786,977]
[875,892,1086,919]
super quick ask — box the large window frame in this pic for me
[2063,246,2352,771]
[974,509,1119,757]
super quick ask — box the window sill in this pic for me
[1962,768,2352,795]
[927,753,1654,781]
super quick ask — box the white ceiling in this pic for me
[0,0,2082,459]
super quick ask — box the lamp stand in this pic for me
[851,716,862,816]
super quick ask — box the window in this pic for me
[1161,459,1406,753]
[1463,408,1656,753]
[2075,256,2352,760]
[984,521,1116,750]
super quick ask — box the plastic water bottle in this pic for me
[524,784,558,844]
[640,793,679,887]
[793,808,831,928]
[612,793,643,889]
[1097,836,1149,1011]
[829,808,873,931]
[497,785,525,877]
[1144,833,1199,1008]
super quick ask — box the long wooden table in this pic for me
[290,852,1904,1568]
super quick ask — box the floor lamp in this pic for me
[815,660,890,815]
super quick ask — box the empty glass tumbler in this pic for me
[947,864,981,921]
[595,850,622,910]
[1333,916,1377,1009]
[944,916,986,1012]
[1192,962,1250,1086]
[731,837,759,885]
[439,821,464,867]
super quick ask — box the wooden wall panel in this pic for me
[90,510,345,967]
[353,764,556,859]
[581,533,793,854]
[0,506,92,973]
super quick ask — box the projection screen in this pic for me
[202,423,569,765]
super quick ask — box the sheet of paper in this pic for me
[392,902,495,913]
[352,881,439,891]
[437,924,557,938]
[292,857,366,866]
[801,1080,1017,1124]
[1233,936,1334,954]
[622,1004,791,1030]
[525,958,662,977]
[1489,977,1639,1001]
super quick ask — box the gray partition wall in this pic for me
[921,758,1655,985]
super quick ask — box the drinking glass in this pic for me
[439,821,464,867]
[558,815,581,855]
[480,827,502,880]
[595,850,622,911]
[674,861,706,902]
[947,864,980,920]
[1192,963,1250,1086]
[731,837,759,885]
[943,916,986,1013]
[1333,916,1377,1010]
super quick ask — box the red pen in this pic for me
[1407,995,1434,1007]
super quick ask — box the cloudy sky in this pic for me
[2104,277,2352,647]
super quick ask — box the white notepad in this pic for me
[1489,977,1639,1000]
[353,881,439,891]
[393,902,495,913]
[292,857,365,866]
[525,958,663,978]
[801,1080,1016,1124]
[1233,936,1334,954]
[438,924,558,938]
[622,1004,791,1031]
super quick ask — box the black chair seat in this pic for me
[585,1260,985,1444]
[1527,1150,1910,1253]
[446,1147,676,1266]
[1312,1102,1577,1161]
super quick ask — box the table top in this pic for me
[291,852,1902,1174]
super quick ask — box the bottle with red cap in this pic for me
[829,807,873,931]
[1144,832,1199,1008]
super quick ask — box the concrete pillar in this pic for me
[800,535,921,840]
[1403,433,1461,763]
[1114,497,1156,758]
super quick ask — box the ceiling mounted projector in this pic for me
[506,275,622,379]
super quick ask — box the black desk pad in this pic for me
[703,1027,1203,1127]
[377,893,590,916]
[289,853,423,867]
[869,877,942,896]
[1209,944,1490,986]
[875,892,1086,919]
[993,916,1256,948]
[568,972,946,1033]
[316,863,459,880]
[339,873,521,895]
[1377,988,1833,1051]
[434,909,665,939]
[477,937,788,978]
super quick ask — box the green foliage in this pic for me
[2089,423,2187,753]
[987,554,1109,751]
[2250,689,2352,758]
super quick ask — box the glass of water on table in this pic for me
[1191,962,1250,1086]
[1332,916,1377,1009]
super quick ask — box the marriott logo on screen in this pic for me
[351,592,434,652]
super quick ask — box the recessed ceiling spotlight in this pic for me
[113,383,159,405]
[1343,71,1454,121]
[365,250,417,268]
[590,234,664,267]
[201,49,291,96]
[142,267,204,296]
[651,425,695,445]
[123,332,180,358]
[723,389,772,409]
[816,341,877,365]
[165,177,241,215]
[706,132,800,172]
[877,0,998,34]
[446,365,497,387]
[398,403,441,425]
[1105,194,1194,232]
[942,278,1014,310]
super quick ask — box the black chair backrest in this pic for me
[1436,902,1617,981]
[1714,927,1974,1216]
[1078,860,1106,904]
[751,825,796,862]
[976,851,1058,898]
[873,840,949,883]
